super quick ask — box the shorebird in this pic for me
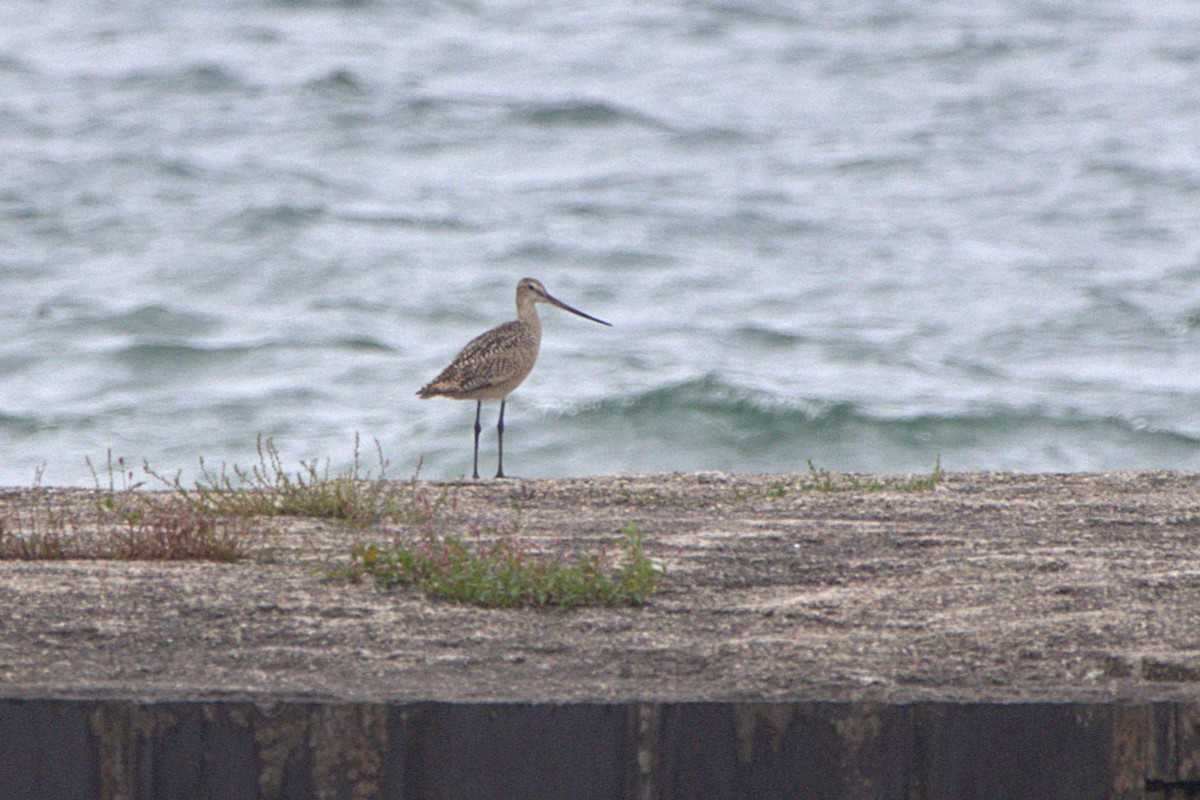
[417,277,611,479]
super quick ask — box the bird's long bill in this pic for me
[544,293,612,326]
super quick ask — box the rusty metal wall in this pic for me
[1,698,1197,799]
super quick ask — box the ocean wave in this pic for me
[692,0,809,27]
[332,336,394,353]
[331,206,477,231]
[494,240,675,270]
[269,0,375,8]
[508,99,672,130]
[112,342,259,370]
[730,323,807,348]
[215,203,327,237]
[560,376,1200,449]
[109,334,396,370]
[670,126,755,147]
[303,67,368,96]
[0,53,33,75]
[117,63,248,94]
[565,375,855,429]
[0,411,40,435]
[30,302,221,341]
[0,409,97,436]
[93,304,219,338]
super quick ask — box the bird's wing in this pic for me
[419,321,530,396]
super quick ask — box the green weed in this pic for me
[337,523,664,609]
[797,456,944,494]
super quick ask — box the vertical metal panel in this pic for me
[0,699,97,800]
[913,703,1114,800]
[387,702,632,800]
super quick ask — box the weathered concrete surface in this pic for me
[4,470,1200,704]
[2,471,1200,798]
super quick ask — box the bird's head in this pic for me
[515,277,611,327]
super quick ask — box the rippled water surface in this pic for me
[2,1,1200,485]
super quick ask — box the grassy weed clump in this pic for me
[763,455,940,494]
[102,500,252,561]
[97,455,259,561]
[0,471,73,559]
[4,439,669,610]
[795,456,944,494]
[1,438,456,563]
[338,523,664,609]
[893,455,945,490]
[146,434,450,526]
[0,458,256,562]
[0,523,73,560]
[716,457,944,502]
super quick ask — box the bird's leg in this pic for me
[472,401,482,480]
[495,398,506,479]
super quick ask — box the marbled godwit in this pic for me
[417,277,611,479]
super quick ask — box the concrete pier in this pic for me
[3,472,1200,797]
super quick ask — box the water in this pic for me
[2,1,1199,486]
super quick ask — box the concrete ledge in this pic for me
[4,473,1200,798]
[3,697,1200,799]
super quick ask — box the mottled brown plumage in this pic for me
[417,277,610,478]
[417,319,541,402]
